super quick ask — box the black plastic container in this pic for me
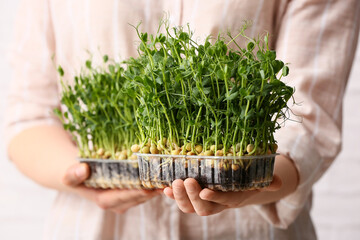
[79,159,142,189]
[136,154,277,192]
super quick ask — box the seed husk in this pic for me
[271,143,278,153]
[131,144,140,153]
[232,164,240,171]
[171,149,181,155]
[141,146,150,154]
[104,151,112,159]
[223,163,230,171]
[246,144,254,153]
[215,150,223,156]
[187,151,196,155]
[84,150,90,158]
[158,138,166,146]
[115,151,121,158]
[157,141,164,151]
[97,148,105,156]
[185,143,192,151]
[172,142,180,150]
[195,145,203,153]
[150,145,159,154]
[118,153,127,160]
[256,147,263,155]
[129,154,138,160]
[204,150,214,156]
[235,143,241,152]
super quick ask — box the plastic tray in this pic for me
[79,158,142,189]
[136,154,277,191]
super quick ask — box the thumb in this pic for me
[62,163,90,187]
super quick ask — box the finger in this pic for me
[75,186,102,202]
[184,178,226,216]
[76,188,160,214]
[172,179,195,213]
[111,194,156,214]
[62,163,90,187]
[258,175,282,192]
[163,187,175,199]
[199,188,259,207]
[96,189,160,210]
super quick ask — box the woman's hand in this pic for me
[163,176,281,216]
[63,163,161,214]
[163,155,298,216]
[9,126,161,214]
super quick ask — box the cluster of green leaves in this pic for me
[56,22,294,158]
[125,23,294,155]
[55,57,138,159]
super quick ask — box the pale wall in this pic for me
[0,1,359,239]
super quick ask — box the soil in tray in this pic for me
[83,160,142,189]
[138,156,275,191]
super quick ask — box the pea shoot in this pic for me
[55,57,138,160]
[127,22,294,156]
[55,21,294,161]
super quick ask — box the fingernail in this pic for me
[75,165,86,178]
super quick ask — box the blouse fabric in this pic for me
[5,0,360,239]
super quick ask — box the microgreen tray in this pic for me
[136,154,277,192]
[79,159,142,189]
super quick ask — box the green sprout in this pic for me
[126,22,294,156]
[55,57,138,160]
[55,21,295,159]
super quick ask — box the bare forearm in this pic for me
[8,125,79,191]
[243,154,299,206]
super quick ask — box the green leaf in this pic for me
[153,51,164,64]
[245,95,255,101]
[264,35,268,47]
[85,60,92,69]
[203,87,211,95]
[257,51,265,61]
[155,76,163,85]
[247,42,255,51]
[266,50,276,61]
[57,66,64,77]
[179,32,189,41]
[216,69,224,79]
[141,32,148,42]
[282,66,289,76]
[239,88,247,96]
[53,108,62,117]
[103,55,109,63]
[225,92,239,101]
[272,60,284,74]
[260,70,265,79]
[246,109,255,119]
[108,64,115,74]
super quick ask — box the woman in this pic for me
[5,0,359,239]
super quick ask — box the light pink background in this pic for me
[0,1,359,239]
